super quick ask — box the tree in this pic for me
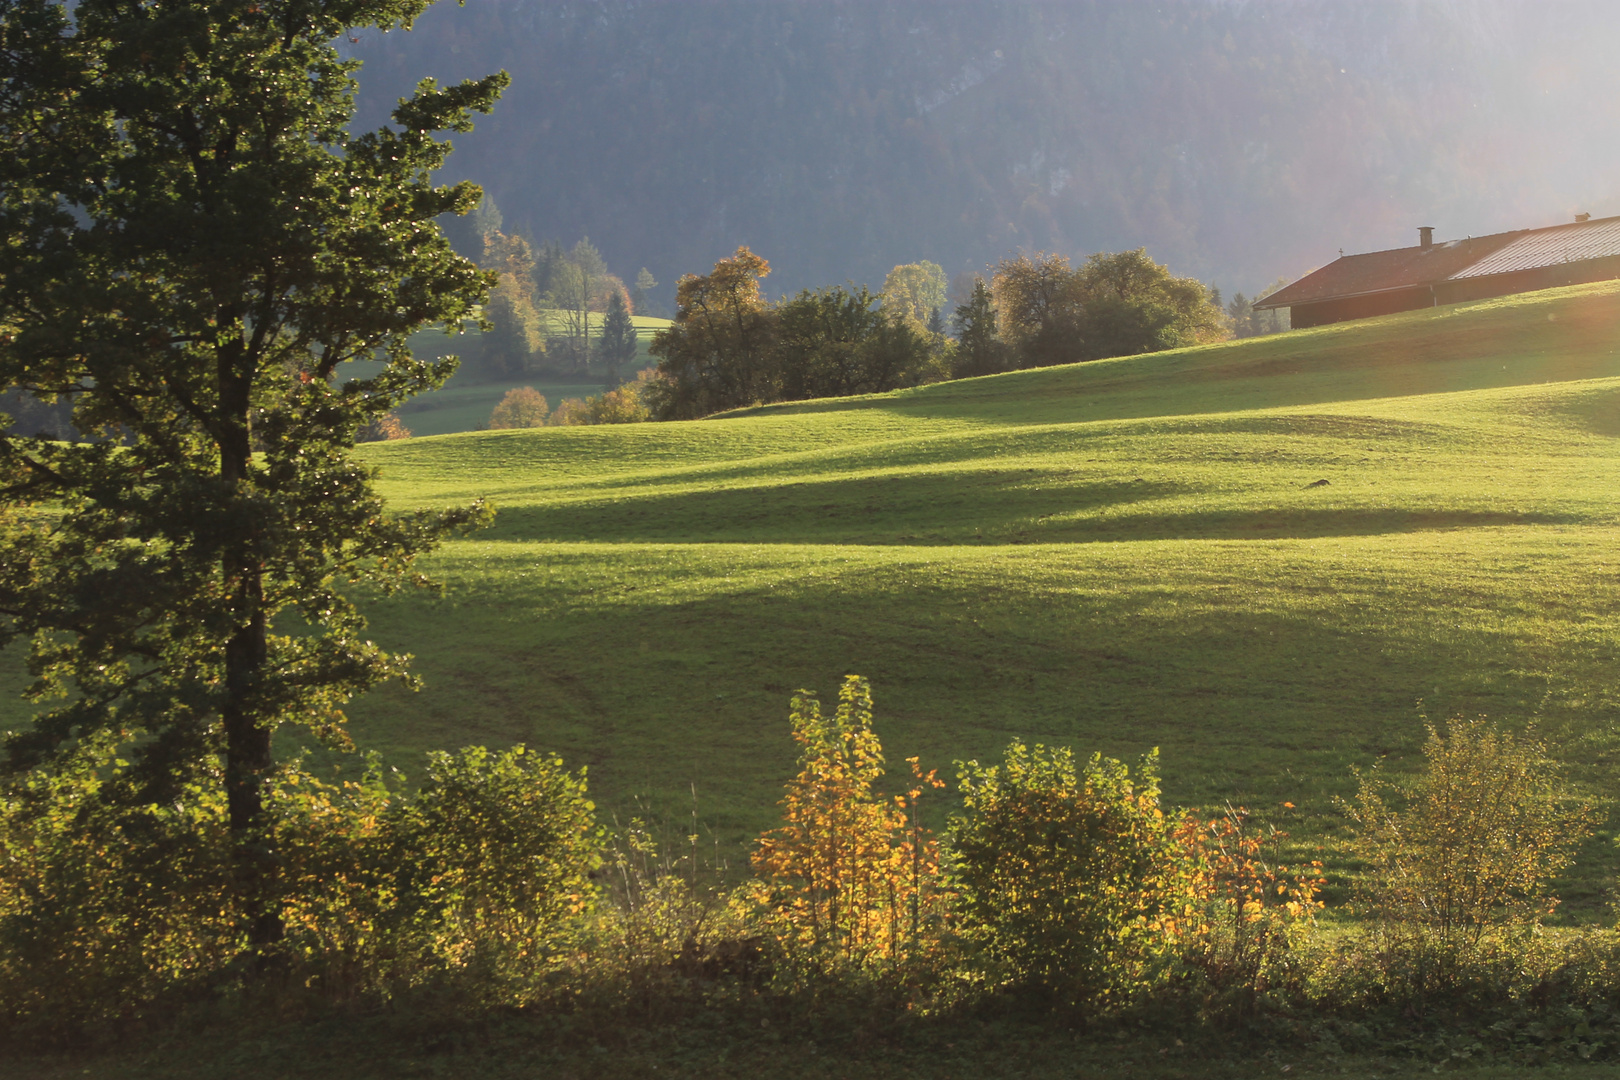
[647,246,777,419]
[479,231,545,377]
[597,289,639,387]
[632,267,660,317]
[546,260,593,374]
[0,0,503,946]
[952,278,1010,377]
[488,387,550,429]
[1226,291,1258,338]
[991,252,1084,368]
[993,249,1227,368]
[775,285,940,400]
[880,261,948,327]
[1072,249,1227,360]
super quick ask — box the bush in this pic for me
[0,743,601,1028]
[946,741,1198,1009]
[1343,717,1594,945]
[0,735,237,1030]
[1337,717,1596,1003]
[1179,806,1323,1010]
[751,676,945,974]
[356,411,411,441]
[488,386,550,429]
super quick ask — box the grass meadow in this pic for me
[7,282,1620,1078]
[335,281,1620,911]
[8,283,1620,899]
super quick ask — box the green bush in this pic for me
[0,743,601,1028]
[946,741,1198,1009]
[386,745,602,999]
[1337,716,1596,1003]
[0,735,237,1030]
[1343,717,1593,944]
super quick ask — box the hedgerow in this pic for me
[0,676,1610,1059]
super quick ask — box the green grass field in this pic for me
[326,280,1620,908]
[9,282,1620,1079]
[358,313,671,436]
[5,283,1620,905]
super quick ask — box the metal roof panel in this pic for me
[1448,216,1620,279]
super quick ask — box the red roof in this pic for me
[1255,230,1523,310]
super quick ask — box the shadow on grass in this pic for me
[483,469,1566,545]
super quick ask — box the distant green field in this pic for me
[6,283,1620,909]
[354,312,671,436]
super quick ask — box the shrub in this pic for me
[0,743,601,1027]
[488,386,550,429]
[0,735,237,1029]
[1343,717,1595,946]
[946,741,1199,1009]
[356,411,412,441]
[383,746,603,1000]
[751,676,945,973]
[1178,806,1323,1008]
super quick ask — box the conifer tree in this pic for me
[0,0,504,944]
[597,289,639,388]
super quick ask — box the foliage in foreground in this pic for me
[0,742,599,1029]
[0,677,1605,1051]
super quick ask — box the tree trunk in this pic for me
[218,343,283,949]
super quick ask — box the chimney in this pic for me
[1418,226,1434,249]
[1576,212,1591,223]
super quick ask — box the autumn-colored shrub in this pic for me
[946,741,1199,1009]
[356,411,412,441]
[751,676,945,973]
[488,386,550,428]
[1178,806,1323,1007]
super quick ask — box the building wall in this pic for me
[1436,255,1620,306]
[1287,285,1434,329]
[1287,254,1620,329]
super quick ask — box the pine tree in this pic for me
[0,0,503,945]
[597,289,639,387]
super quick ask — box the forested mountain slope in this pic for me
[348,0,1620,301]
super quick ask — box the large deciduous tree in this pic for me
[0,0,503,943]
[992,249,1227,368]
[647,246,777,419]
[775,284,938,400]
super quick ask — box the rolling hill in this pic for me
[5,281,1620,903]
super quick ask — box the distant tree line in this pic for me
[647,246,1232,420]
[646,249,953,421]
[462,195,656,386]
[1221,277,1293,338]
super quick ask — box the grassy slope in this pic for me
[378,314,671,436]
[8,284,1620,1080]
[5,284,1620,902]
[326,281,1620,906]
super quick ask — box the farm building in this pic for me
[1256,215,1620,329]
